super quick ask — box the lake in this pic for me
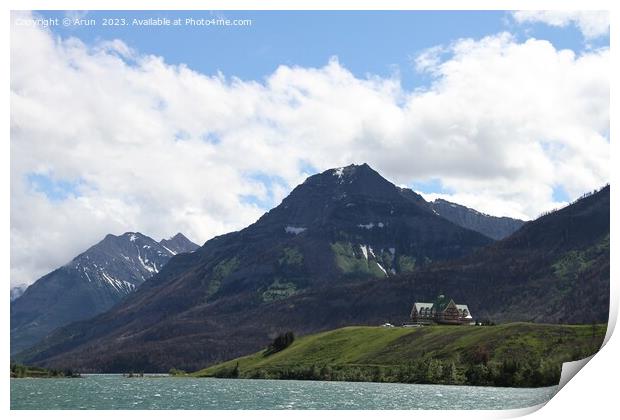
[11,375,557,410]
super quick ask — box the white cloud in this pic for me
[512,11,609,40]
[10,13,609,286]
[413,45,446,74]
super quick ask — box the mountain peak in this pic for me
[122,232,144,242]
[328,163,372,179]
[102,232,145,243]
[98,231,198,255]
[11,230,190,354]
[298,163,397,198]
[254,163,450,232]
[160,232,199,255]
[168,232,189,241]
[323,163,376,180]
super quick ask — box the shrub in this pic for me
[264,331,295,356]
[472,345,490,365]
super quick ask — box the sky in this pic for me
[10,10,610,286]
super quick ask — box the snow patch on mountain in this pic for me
[375,261,388,276]
[368,246,376,258]
[285,226,307,235]
[358,222,385,229]
[360,244,369,260]
[161,244,177,255]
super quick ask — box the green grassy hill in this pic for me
[10,362,80,378]
[192,323,605,387]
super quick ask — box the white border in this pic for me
[2,1,616,419]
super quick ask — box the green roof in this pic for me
[433,294,453,312]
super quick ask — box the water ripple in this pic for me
[11,375,557,410]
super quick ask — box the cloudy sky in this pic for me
[10,10,609,287]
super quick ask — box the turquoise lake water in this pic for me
[11,375,557,410]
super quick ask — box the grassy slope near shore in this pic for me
[192,323,605,387]
[10,363,80,378]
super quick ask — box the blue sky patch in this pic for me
[239,193,270,209]
[33,10,604,92]
[411,178,452,195]
[201,132,222,145]
[241,171,291,209]
[27,173,85,201]
[552,185,570,202]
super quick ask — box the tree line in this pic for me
[10,362,80,378]
[210,357,561,388]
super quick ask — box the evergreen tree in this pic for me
[264,331,295,356]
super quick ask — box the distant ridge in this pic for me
[10,232,198,354]
[160,232,201,255]
[430,199,524,240]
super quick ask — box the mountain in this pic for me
[16,163,495,371]
[252,185,609,328]
[10,284,28,301]
[160,233,200,255]
[430,199,525,240]
[10,232,198,354]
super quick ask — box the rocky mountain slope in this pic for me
[430,199,524,240]
[258,185,609,329]
[10,232,198,354]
